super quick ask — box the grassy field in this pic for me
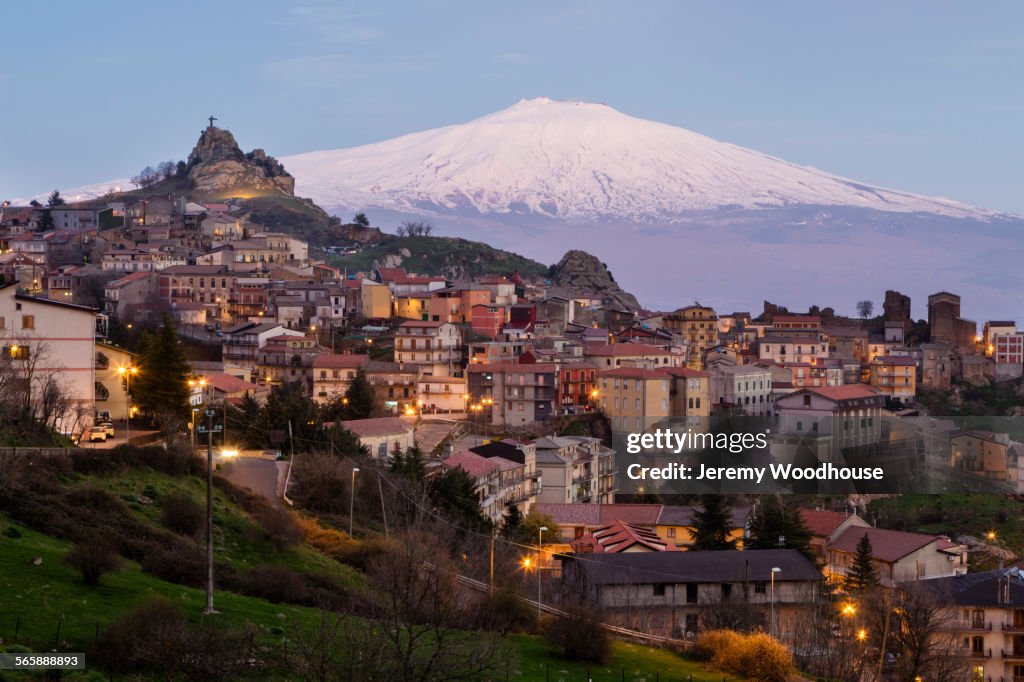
[0,512,734,680]
[72,468,362,587]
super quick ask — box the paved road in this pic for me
[217,456,288,507]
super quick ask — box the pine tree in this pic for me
[846,533,878,593]
[747,497,814,561]
[689,495,737,550]
[502,502,524,539]
[429,467,492,533]
[353,212,370,227]
[133,315,190,423]
[343,367,377,419]
[390,446,426,483]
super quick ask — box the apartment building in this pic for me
[869,355,917,403]
[599,367,671,432]
[708,365,773,416]
[467,363,558,426]
[395,321,463,377]
[533,436,617,504]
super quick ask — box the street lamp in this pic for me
[770,566,781,638]
[349,467,360,537]
[118,366,138,443]
[537,526,548,619]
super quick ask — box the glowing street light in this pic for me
[986,530,997,542]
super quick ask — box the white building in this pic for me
[395,321,463,377]
[0,282,99,436]
[709,365,773,416]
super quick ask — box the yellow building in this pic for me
[360,279,392,319]
[868,355,916,402]
[662,367,710,419]
[654,504,748,550]
[598,367,671,432]
[663,304,719,369]
[394,292,431,320]
[950,431,1010,482]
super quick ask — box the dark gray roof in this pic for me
[909,568,1024,607]
[658,505,751,529]
[567,549,821,585]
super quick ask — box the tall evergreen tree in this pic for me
[390,445,426,483]
[343,367,377,419]
[429,467,492,533]
[689,495,737,550]
[746,497,814,561]
[133,315,190,422]
[502,502,524,539]
[846,534,879,593]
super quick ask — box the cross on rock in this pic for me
[208,115,218,128]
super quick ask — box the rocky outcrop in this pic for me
[336,222,385,244]
[186,126,295,195]
[550,250,640,310]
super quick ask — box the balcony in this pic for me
[969,648,991,659]
[1001,622,1024,632]
[1003,649,1024,661]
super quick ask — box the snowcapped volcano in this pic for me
[283,97,996,222]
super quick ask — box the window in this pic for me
[971,636,984,654]
[667,527,676,538]
[803,394,811,406]
[653,584,666,597]
[378,442,387,459]
[0,317,5,329]
[6,345,29,361]
[685,584,698,604]
[21,315,34,330]
[754,582,767,594]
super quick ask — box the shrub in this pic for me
[92,597,188,673]
[160,493,204,536]
[695,629,793,682]
[543,603,610,664]
[64,535,122,585]
[141,540,206,587]
[478,586,537,634]
[334,537,393,572]
[252,505,302,548]
[693,629,744,661]
[239,565,310,604]
[294,514,354,555]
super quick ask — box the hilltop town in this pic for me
[2,124,1024,681]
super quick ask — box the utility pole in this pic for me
[204,408,215,614]
[489,532,495,596]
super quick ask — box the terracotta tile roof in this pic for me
[538,503,601,526]
[205,372,258,394]
[805,384,881,401]
[585,343,670,357]
[341,416,414,438]
[312,354,369,369]
[599,367,671,379]
[571,520,678,554]
[799,509,859,538]
[467,363,559,373]
[441,450,499,479]
[829,526,941,563]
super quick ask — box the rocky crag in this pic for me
[550,250,640,310]
[186,126,295,195]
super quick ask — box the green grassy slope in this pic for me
[329,235,550,279]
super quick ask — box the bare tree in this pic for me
[857,300,874,319]
[790,597,870,682]
[396,220,435,238]
[367,523,508,681]
[864,584,968,681]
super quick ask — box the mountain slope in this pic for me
[283,97,1001,222]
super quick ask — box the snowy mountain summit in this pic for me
[284,97,996,222]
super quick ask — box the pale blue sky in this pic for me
[2,1,1023,213]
